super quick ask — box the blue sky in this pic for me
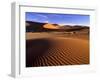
[26,12,90,26]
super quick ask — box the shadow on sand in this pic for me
[26,38,52,67]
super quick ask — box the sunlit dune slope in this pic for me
[43,23,59,29]
[26,37,89,67]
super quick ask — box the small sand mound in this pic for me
[43,23,59,29]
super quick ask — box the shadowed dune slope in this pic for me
[26,37,89,67]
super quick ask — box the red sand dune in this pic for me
[26,37,89,67]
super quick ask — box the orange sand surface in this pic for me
[26,33,89,67]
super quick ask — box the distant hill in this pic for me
[60,25,89,31]
[26,21,45,32]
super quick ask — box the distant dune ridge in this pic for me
[26,21,89,67]
[26,21,89,32]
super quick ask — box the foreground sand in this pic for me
[26,33,89,67]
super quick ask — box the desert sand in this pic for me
[26,33,89,67]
